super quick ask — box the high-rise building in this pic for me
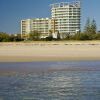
[50,1,81,35]
[21,1,82,39]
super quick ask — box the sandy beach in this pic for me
[0,41,100,62]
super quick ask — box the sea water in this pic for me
[0,61,100,100]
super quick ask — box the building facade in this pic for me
[21,18,55,39]
[21,1,82,39]
[50,2,81,35]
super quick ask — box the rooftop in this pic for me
[21,18,54,21]
[50,1,82,8]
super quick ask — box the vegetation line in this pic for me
[0,18,100,42]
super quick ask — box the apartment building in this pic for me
[50,2,81,35]
[21,1,82,39]
[21,18,55,39]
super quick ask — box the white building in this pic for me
[21,18,55,39]
[50,1,82,35]
[21,1,82,39]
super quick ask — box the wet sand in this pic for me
[0,41,100,62]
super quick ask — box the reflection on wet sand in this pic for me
[0,61,100,76]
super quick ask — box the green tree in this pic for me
[0,32,10,42]
[29,31,40,41]
[80,33,91,40]
[45,30,53,41]
[96,31,100,40]
[9,34,22,42]
[91,19,97,34]
[83,18,97,40]
[57,31,60,40]
[84,17,91,34]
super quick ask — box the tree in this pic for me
[84,17,91,34]
[0,32,10,42]
[83,18,97,40]
[91,19,97,34]
[57,31,60,40]
[29,31,40,41]
[75,33,81,40]
[96,31,100,40]
[65,33,70,40]
[45,30,53,41]
[79,33,91,40]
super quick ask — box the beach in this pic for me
[0,41,100,62]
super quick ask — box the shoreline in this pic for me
[0,41,100,62]
[0,56,100,62]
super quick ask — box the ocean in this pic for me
[0,61,100,100]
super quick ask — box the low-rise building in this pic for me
[21,18,55,39]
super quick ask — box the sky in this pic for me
[0,0,100,34]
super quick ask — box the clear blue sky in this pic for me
[0,0,100,34]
